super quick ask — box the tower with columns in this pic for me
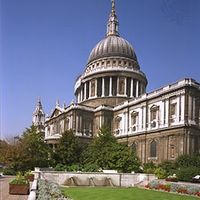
[32,98,45,133]
[44,0,200,164]
[74,0,147,108]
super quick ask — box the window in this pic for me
[104,77,110,96]
[150,140,157,157]
[126,77,131,97]
[112,77,117,96]
[151,109,157,121]
[91,79,95,97]
[115,116,122,134]
[47,126,50,134]
[97,78,102,97]
[150,105,159,127]
[131,111,138,132]
[170,103,177,123]
[64,118,70,131]
[119,77,125,95]
[170,145,175,158]
[131,142,137,152]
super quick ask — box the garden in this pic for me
[1,126,200,199]
[61,187,200,200]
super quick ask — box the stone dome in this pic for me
[88,35,137,64]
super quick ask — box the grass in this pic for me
[61,187,199,200]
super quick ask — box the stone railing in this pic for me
[33,168,156,188]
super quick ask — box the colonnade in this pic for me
[77,76,145,103]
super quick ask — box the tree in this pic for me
[0,139,9,164]
[175,154,199,168]
[52,130,83,167]
[82,127,141,172]
[4,125,52,173]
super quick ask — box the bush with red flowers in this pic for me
[146,180,200,197]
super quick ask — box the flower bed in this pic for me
[145,180,200,197]
[37,179,72,200]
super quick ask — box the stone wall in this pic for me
[34,169,156,187]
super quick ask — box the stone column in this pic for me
[76,115,79,133]
[95,79,98,97]
[136,80,139,97]
[124,77,127,96]
[130,78,133,97]
[89,81,91,98]
[117,77,119,95]
[80,88,83,102]
[102,77,105,97]
[84,82,87,100]
[140,83,143,95]
[109,77,112,96]
[78,93,80,103]
[193,97,196,122]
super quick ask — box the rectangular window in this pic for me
[170,103,177,123]
[112,76,117,96]
[97,78,102,97]
[126,77,131,97]
[151,109,157,121]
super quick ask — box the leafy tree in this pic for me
[176,167,200,182]
[82,127,141,172]
[143,161,157,174]
[175,154,200,168]
[158,160,176,176]
[154,167,167,179]
[52,130,83,167]
[0,139,9,164]
[4,125,52,173]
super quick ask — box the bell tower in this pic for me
[32,98,45,133]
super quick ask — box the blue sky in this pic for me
[1,0,200,138]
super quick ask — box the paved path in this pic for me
[0,176,28,200]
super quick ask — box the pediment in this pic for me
[50,108,63,118]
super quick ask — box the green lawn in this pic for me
[61,187,199,200]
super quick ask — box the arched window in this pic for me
[150,105,159,128]
[64,118,70,131]
[131,111,138,132]
[150,140,157,157]
[115,116,122,134]
[131,142,137,153]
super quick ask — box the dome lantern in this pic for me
[107,0,119,37]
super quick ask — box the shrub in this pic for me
[3,167,16,175]
[9,172,28,185]
[54,164,67,171]
[154,167,167,179]
[158,160,176,176]
[176,167,200,182]
[147,180,200,196]
[37,179,71,200]
[143,162,156,174]
[54,164,82,172]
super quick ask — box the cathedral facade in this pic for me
[43,1,200,164]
